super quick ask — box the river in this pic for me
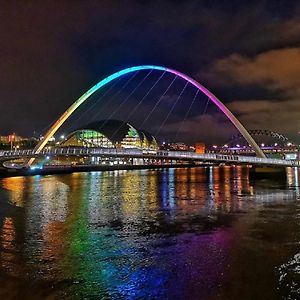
[0,166,299,299]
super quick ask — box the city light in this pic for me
[30,166,43,171]
[31,65,265,161]
[0,2,299,299]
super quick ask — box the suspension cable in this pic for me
[95,69,153,132]
[173,88,199,141]
[139,75,178,129]
[70,75,122,126]
[202,96,210,115]
[155,81,189,137]
[38,117,60,139]
[89,71,140,124]
[54,76,130,137]
[110,71,166,141]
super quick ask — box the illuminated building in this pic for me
[0,134,38,150]
[60,120,158,150]
[195,143,205,154]
[205,129,299,159]
[161,142,192,151]
[0,134,22,143]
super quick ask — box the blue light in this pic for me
[31,64,265,162]
[30,165,43,171]
[84,66,167,101]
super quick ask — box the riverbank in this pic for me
[0,163,200,178]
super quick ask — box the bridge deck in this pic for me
[0,148,297,167]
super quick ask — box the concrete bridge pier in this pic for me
[249,165,288,180]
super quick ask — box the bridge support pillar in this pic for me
[249,166,287,180]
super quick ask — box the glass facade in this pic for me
[61,123,158,150]
[62,130,113,148]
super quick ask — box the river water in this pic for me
[0,166,300,299]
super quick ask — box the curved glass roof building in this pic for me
[60,120,158,150]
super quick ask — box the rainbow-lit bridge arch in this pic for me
[30,65,265,165]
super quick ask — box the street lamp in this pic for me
[9,133,16,151]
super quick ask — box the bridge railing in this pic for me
[0,147,298,167]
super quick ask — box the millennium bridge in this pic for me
[1,64,298,177]
[0,148,297,168]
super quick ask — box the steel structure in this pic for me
[2,147,295,167]
[29,65,266,166]
[229,130,290,145]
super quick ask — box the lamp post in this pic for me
[9,133,15,151]
[297,132,300,167]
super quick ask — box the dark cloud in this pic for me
[206,47,300,95]
[227,99,300,141]
[162,113,234,144]
[0,0,300,143]
[203,47,300,140]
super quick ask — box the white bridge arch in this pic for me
[29,65,265,166]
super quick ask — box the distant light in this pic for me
[274,143,278,146]
[60,135,65,139]
[213,145,217,149]
[287,142,292,146]
[236,144,240,148]
[261,143,265,147]
[223,144,228,148]
[46,156,50,160]
[30,165,43,170]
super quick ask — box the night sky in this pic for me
[1,0,300,144]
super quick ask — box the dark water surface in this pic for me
[0,166,300,299]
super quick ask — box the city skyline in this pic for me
[1,2,300,299]
[1,1,300,142]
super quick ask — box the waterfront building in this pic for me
[60,120,158,150]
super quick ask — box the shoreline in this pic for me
[0,163,203,178]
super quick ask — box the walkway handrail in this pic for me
[0,147,297,167]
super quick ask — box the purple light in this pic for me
[30,65,266,166]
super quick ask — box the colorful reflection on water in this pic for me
[0,166,300,299]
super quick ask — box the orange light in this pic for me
[8,134,15,142]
